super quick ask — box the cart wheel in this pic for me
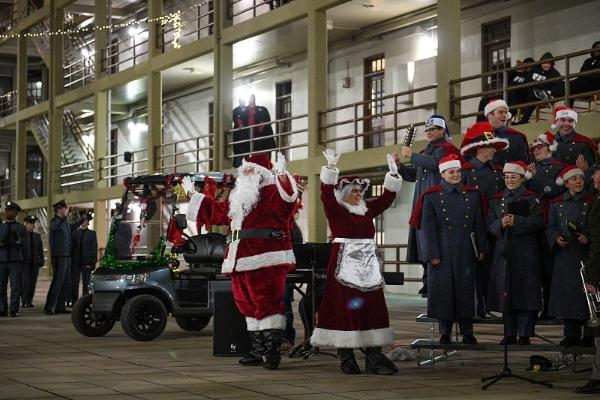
[175,315,211,332]
[71,293,115,337]
[120,294,168,341]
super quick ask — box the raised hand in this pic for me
[322,149,340,168]
[387,154,399,176]
[274,152,287,175]
[181,176,195,197]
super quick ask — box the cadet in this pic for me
[44,199,85,315]
[70,212,97,303]
[546,166,595,346]
[484,99,529,166]
[409,154,487,345]
[487,162,543,345]
[397,114,460,295]
[21,215,44,308]
[550,106,597,168]
[0,201,29,317]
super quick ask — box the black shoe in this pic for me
[0,312,7,317]
[439,334,451,345]
[575,379,600,394]
[560,337,580,347]
[22,303,28,308]
[239,331,265,366]
[56,309,70,314]
[462,335,478,345]
[538,313,552,321]
[500,336,517,345]
[9,312,18,317]
[337,348,361,374]
[581,336,595,347]
[418,286,427,295]
[518,337,531,345]
[363,347,398,375]
[44,310,55,315]
[28,303,34,307]
[262,329,282,370]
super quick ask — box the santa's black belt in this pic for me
[227,228,286,243]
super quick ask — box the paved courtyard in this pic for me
[0,272,594,399]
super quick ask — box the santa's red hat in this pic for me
[551,105,577,129]
[556,165,584,186]
[531,131,558,152]
[240,153,274,183]
[438,154,462,173]
[503,161,532,180]
[460,121,509,155]
[484,99,509,117]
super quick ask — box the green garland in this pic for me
[101,220,171,271]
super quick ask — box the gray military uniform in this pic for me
[0,220,29,315]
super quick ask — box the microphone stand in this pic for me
[481,203,553,390]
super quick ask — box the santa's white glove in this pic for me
[181,176,195,196]
[387,154,399,177]
[322,149,340,166]
[274,152,287,175]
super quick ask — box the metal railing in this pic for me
[378,243,420,283]
[0,179,14,205]
[63,51,96,90]
[0,90,18,117]
[102,27,150,74]
[450,47,600,124]
[60,159,95,191]
[225,113,308,161]
[63,110,95,162]
[159,1,214,51]
[0,3,15,34]
[229,0,294,23]
[319,84,437,151]
[157,135,213,173]
[98,149,149,183]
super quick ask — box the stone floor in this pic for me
[0,273,595,400]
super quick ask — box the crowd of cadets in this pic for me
[0,199,98,317]
[406,100,599,347]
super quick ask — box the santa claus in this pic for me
[310,150,403,375]
[183,153,298,370]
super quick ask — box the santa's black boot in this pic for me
[239,331,265,366]
[363,347,398,375]
[262,329,282,370]
[337,348,361,374]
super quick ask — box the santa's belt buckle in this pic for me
[228,230,240,244]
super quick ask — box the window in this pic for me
[275,80,292,158]
[482,18,511,93]
[363,54,385,149]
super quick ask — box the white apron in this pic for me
[333,238,385,292]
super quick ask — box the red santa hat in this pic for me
[484,99,510,117]
[460,121,510,155]
[550,105,577,129]
[503,161,532,180]
[555,165,584,186]
[531,131,558,152]
[438,154,462,173]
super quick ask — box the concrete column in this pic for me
[435,0,461,136]
[306,9,328,242]
[15,33,27,201]
[213,0,233,171]
[146,0,163,174]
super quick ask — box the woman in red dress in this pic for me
[310,150,403,375]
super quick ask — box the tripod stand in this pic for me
[481,210,552,390]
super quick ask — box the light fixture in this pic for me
[35,81,42,89]
[128,27,140,37]
[81,48,91,58]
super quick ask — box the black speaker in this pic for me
[212,284,251,357]
[124,151,134,163]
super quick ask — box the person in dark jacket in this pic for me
[44,199,85,315]
[233,94,276,167]
[396,114,460,295]
[232,98,247,168]
[21,215,44,308]
[507,57,535,116]
[575,169,600,394]
[70,213,97,303]
[487,162,543,345]
[517,52,564,124]
[546,166,595,346]
[484,99,529,165]
[0,201,29,317]
[569,41,600,108]
[550,106,598,168]
[460,122,509,316]
[410,154,486,345]
[527,131,567,319]
[575,167,600,394]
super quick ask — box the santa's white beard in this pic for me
[228,173,261,228]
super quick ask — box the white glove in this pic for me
[387,154,399,176]
[322,149,339,166]
[274,152,286,175]
[181,176,195,195]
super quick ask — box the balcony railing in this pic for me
[0,3,15,35]
[319,84,437,152]
[157,134,213,173]
[229,0,294,24]
[225,113,308,161]
[63,51,96,90]
[102,28,150,74]
[159,1,214,51]
[60,159,95,191]
[450,46,600,125]
[0,90,18,117]
[98,149,149,183]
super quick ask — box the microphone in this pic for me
[532,186,552,208]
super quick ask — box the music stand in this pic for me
[481,199,552,390]
[289,243,337,359]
